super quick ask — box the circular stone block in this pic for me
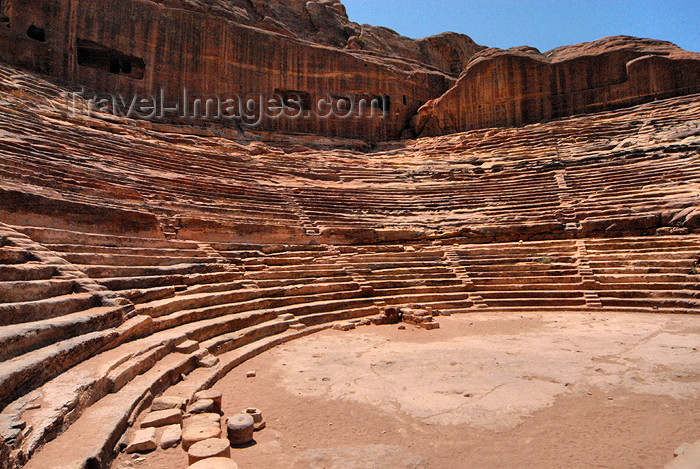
[194,390,223,414]
[189,398,215,414]
[226,414,254,446]
[182,423,222,451]
[187,438,231,465]
[188,457,238,469]
[242,408,265,431]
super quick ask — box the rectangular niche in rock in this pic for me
[76,38,145,80]
[26,25,45,42]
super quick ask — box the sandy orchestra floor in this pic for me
[114,312,700,469]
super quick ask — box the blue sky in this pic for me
[342,1,700,53]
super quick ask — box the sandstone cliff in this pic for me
[0,0,468,141]
[150,0,484,76]
[1,0,698,141]
[411,36,700,137]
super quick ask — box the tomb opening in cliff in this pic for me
[76,39,145,80]
[26,25,45,42]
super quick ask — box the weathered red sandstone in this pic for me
[0,0,472,141]
[0,2,698,469]
[3,1,697,140]
[149,0,483,75]
[412,36,700,137]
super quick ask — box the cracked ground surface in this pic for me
[120,312,700,468]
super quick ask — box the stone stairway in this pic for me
[0,60,699,469]
[554,170,580,234]
[337,245,477,315]
[576,240,603,308]
[448,240,588,310]
[285,190,322,238]
[585,236,700,311]
[441,244,488,309]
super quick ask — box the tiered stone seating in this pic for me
[336,245,476,315]
[290,169,564,234]
[584,236,700,312]
[223,244,378,327]
[435,236,700,313]
[0,228,368,469]
[0,225,131,411]
[1,62,698,246]
[6,226,488,468]
[11,227,237,304]
[565,150,700,237]
[449,240,588,310]
[382,94,700,241]
[0,60,699,469]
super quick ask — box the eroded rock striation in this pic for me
[0,3,698,469]
[0,0,483,141]
[154,0,483,75]
[412,36,700,137]
[1,1,697,140]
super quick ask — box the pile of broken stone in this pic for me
[373,306,441,330]
[329,305,442,332]
[123,389,265,468]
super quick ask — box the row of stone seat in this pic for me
[335,246,476,315]
[0,83,314,236]
[0,228,327,467]
[1,61,698,243]
[2,225,492,469]
[3,230,699,467]
[0,224,135,413]
[448,236,700,313]
[585,236,700,310]
[377,94,700,238]
[451,240,588,309]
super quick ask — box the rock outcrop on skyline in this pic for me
[0,0,698,140]
[153,0,485,76]
[411,36,700,137]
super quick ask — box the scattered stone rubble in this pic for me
[366,306,442,330]
[123,388,266,467]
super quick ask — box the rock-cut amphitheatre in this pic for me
[0,1,699,468]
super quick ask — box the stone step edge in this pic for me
[22,351,200,469]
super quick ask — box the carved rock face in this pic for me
[0,1,698,141]
[412,36,700,137]
[106,0,482,76]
